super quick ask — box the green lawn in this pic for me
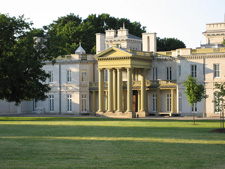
[0,117,225,169]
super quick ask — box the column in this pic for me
[98,69,104,112]
[117,68,122,112]
[92,91,96,112]
[171,89,175,113]
[138,90,141,112]
[157,89,161,112]
[113,69,117,111]
[107,69,113,112]
[127,68,132,112]
[140,69,146,111]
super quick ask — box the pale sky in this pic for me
[1,0,225,49]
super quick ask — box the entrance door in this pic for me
[132,90,138,112]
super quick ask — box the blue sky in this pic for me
[1,0,225,48]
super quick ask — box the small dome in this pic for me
[75,42,86,54]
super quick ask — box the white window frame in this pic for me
[67,95,72,112]
[67,70,72,83]
[81,70,87,82]
[213,64,220,78]
[153,94,157,112]
[178,65,181,78]
[191,65,197,78]
[49,95,54,112]
[214,92,220,113]
[81,94,87,112]
[167,67,172,80]
[33,99,37,111]
[48,71,53,83]
[153,67,157,80]
[167,94,171,112]
[179,92,182,112]
[192,103,197,113]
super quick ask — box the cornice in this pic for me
[178,53,225,60]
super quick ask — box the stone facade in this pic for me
[1,20,225,118]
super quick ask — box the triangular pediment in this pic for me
[95,47,133,58]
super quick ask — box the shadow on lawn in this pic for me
[0,124,223,142]
[0,116,219,123]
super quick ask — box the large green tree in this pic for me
[0,14,52,105]
[46,13,146,54]
[157,37,186,51]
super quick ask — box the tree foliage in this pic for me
[213,83,225,129]
[183,75,205,107]
[46,13,146,54]
[157,37,186,51]
[0,14,52,105]
[183,75,206,124]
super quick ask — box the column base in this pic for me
[136,111,147,118]
[96,111,135,118]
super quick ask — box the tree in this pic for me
[46,13,146,54]
[0,14,52,105]
[157,37,186,51]
[183,75,206,124]
[213,83,225,129]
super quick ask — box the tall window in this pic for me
[67,70,71,82]
[214,64,220,78]
[214,92,220,113]
[167,94,171,112]
[191,65,197,77]
[67,95,72,112]
[167,67,172,80]
[48,71,53,83]
[81,95,87,112]
[179,92,182,112]
[49,95,54,112]
[178,65,181,78]
[33,99,37,111]
[153,94,157,112]
[81,70,87,82]
[153,67,157,80]
[104,69,108,82]
[192,103,197,113]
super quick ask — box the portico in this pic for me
[94,46,153,118]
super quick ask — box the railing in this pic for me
[90,80,177,88]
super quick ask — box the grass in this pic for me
[0,117,225,169]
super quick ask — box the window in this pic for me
[104,69,108,82]
[153,67,157,80]
[153,94,157,112]
[214,92,220,113]
[167,94,171,112]
[81,95,87,112]
[33,99,37,111]
[192,103,197,113]
[214,64,220,78]
[167,67,172,80]
[67,70,71,82]
[48,71,53,83]
[191,65,197,77]
[179,92,182,112]
[178,65,181,78]
[81,70,87,82]
[67,95,72,112]
[49,95,54,112]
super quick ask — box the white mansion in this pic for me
[0,20,225,118]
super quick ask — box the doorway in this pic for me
[132,90,138,112]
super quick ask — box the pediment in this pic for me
[95,47,133,59]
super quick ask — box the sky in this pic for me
[1,0,225,49]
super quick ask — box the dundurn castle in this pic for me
[1,19,225,118]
